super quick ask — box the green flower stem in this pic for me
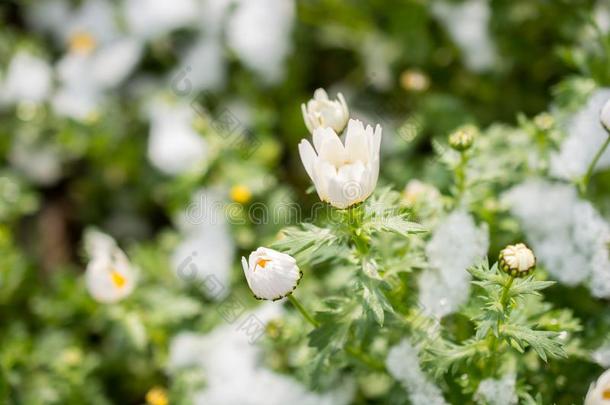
[454,151,468,204]
[347,204,370,256]
[488,275,515,374]
[579,134,610,194]
[287,294,319,328]
[288,293,386,372]
[345,346,386,372]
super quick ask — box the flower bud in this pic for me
[601,98,610,133]
[448,125,476,151]
[242,247,302,301]
[301,88,349,134]
[498,243,536,278]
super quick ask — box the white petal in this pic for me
[298,139,317,180]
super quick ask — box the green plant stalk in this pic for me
[287,293,386,372]
[455,151,468,204]
[488,275,515,374]
[580,134,610,194]
[288,294,319,328]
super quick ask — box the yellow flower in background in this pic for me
[400,69,429,92]
[146,387,169,405]
[230,184,252,204]
[69,31,97,55]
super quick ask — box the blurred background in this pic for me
[1,0,610,404]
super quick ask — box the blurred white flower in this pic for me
[172,36,226,92]
[146,98,208,176]
[418,210,489,318]
[432,0,497,72]
[593,343,610,368]
[242,247,302,300]
[551,89,610,180]
[298,119,382,209]
[402,179,441,206]
[9,137,62,186]
[226,0,295,83]
[503,180,610,297]
[169,304,355,405]
[84,229,136,304]
[301,88,349,134]
[585,369,610,405]
[0,51,52,105]
[123,0,198,39]
[475,374,518,405]
[601,98,610,132]
[171,189,234,301]
[386,340,449,405]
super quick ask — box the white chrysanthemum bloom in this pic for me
[1,51,52,105]
[585,369,610,405]
[301,88,350,134]
[299,119,381,209]
[499,243,536,277]
[386,340,449,405]
[601,98,610,132]
[242,247,302,301]
[84,230,136,303]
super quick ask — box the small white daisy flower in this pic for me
[241,247,302,301]
[298,118,381,209]
[301,88,349,134]
[585,369,610,405]
[84,230,136,303]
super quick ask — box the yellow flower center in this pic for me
[230,185,252,204]
[603,388,610,400]
[146,387,168,405]
[256,258,270,270]
[110,270,127,289]
[69,31,97,54]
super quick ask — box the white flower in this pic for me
[84,230,136,303]
[1,51,52,105]
[298,119,381,209]
[551,89,610,180]
[601,98,610,132]
[585,369,610,405]
[301,88,350,133]
[418,210,489,318]
[386,340,449,405]
[431,0,497,72]
[241,247,301,301]
[503,180,610,297]
[123,0,198,39]
[146,99,208,176]
[475,374,518,405]
[171,189,234,301]
[169,304,355,405]
[226,0,295,83]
